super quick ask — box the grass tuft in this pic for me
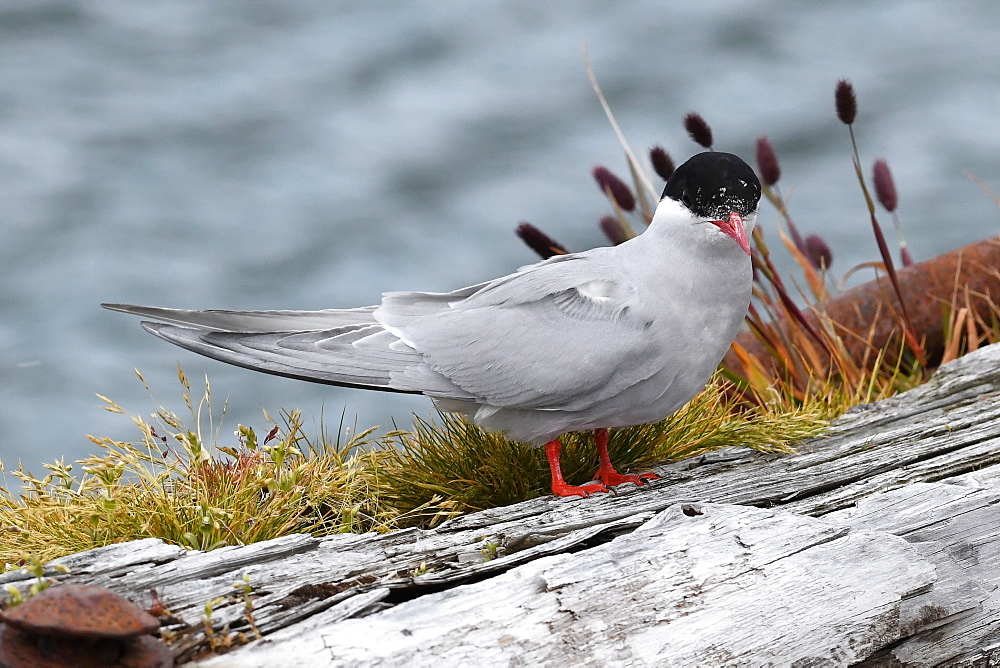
[1,370,829,562]
[1,369,398,563]
[378,374,829,523]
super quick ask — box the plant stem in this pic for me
[848,126,927,366]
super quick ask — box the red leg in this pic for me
[544,438,608,497]
[593,428,659,488]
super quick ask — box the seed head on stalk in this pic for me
[804,234,833,270]
[592,166,636,212]
[599,215,628,246]
[754,136,810,262]
[649,146,675,181]
[683,113,713,150]
[836,79,925,365]
[515,222,567,259]
[873,158,913,266]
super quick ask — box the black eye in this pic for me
[681,190,693,207]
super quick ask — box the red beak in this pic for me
[711,212,751,256]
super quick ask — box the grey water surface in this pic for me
[2,0,999,475]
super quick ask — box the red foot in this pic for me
[593,428,659,489]
[595,468,659,488]
[544,438,610,498]
[551,481,609,498]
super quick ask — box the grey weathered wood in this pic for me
[196,503,940,667]
[831,475,1000,666]
[2,342,1000,665]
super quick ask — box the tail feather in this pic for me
[102,303,377,332]
[142,322,426,393]
[107,300,477,399]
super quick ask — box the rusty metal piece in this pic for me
[0,584,159,639]
[724,236,1000,376]
[0,584,171,668]
[0,623,172,668]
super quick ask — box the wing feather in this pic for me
[375,251,661,411]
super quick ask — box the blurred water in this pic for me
[2,0,998,475]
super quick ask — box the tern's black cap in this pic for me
[662,152,761,219]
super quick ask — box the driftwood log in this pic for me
[4,343,1000,666]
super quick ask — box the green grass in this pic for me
[0,369,389,563]
[378,375,828,523]
[1,368,830,564]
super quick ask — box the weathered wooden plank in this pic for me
[0,537,186,586]
[194,503,941,667]
[183,467,1000,666]
[829,477,1000,665]
[782,434,1000,517]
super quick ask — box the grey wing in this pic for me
[377,253,663,411]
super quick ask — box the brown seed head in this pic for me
[649,145,675,181]
[515,222,567,259]
[900,246,913,267]
[804,234,833,270]
[835,79,857,125]
[755,137,781,186]
[592,166,636,211]
[599,216,628,245]
[683,112,713,148]
[872,159,898,212]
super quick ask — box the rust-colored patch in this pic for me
[0,584,159,639]
[0,584,171,668]
[726,237,1000,376]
